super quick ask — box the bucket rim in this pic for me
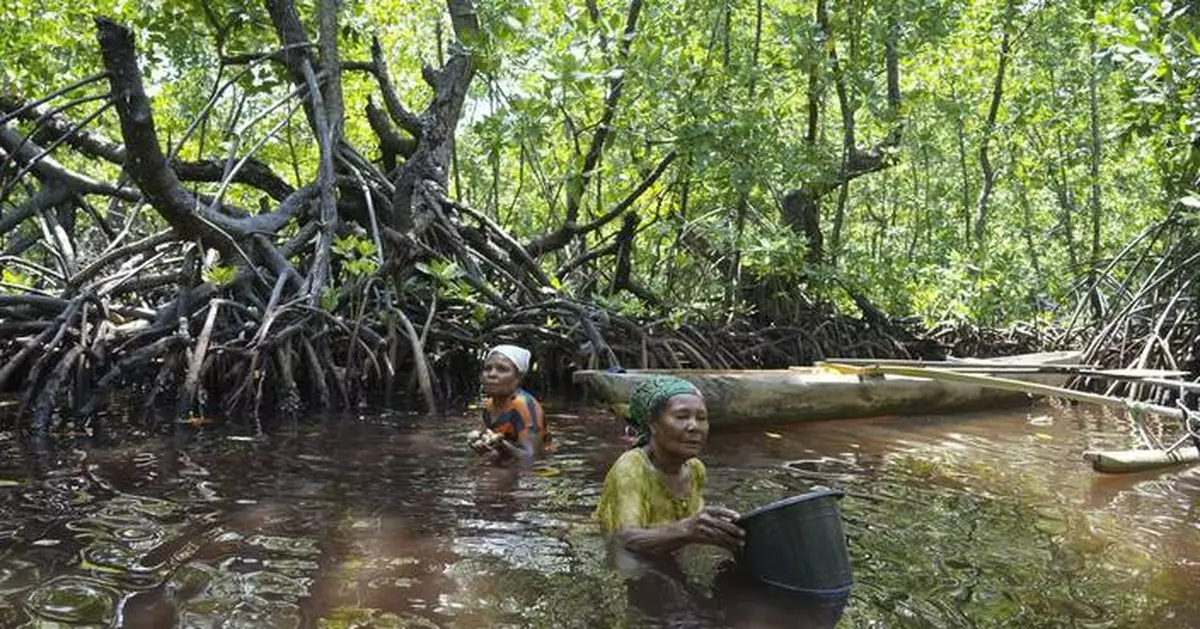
[737,488,845,523]
[750,574,854,597]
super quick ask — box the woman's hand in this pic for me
[613,506,744,556]
[683,506,745,551]
[467,430,488,454]
[468,429,505,455]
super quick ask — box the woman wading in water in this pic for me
[594,375,744,552]
[470,344,551,460]
[594,377,844,628]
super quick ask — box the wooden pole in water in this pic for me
[818,362,1200,474]
[817,358,1191,380]
[1081,447,1200,474]
[1130,377,1200,395]
[817,362,1187,420]
[821,357,1099,369]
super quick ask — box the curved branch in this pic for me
[32,345,84,432]
[562,0,644,227]
[69,229,175,288]
[250,184,320,235]
[174,158,296,201]
[109,272,180,297]
[0,93,123,162]
[525,150,675,258]
[0,184,73,238]
[3,99,113,189]
[0,73,108,127]
[1,96,299,201]
[81,333,188,416]
[94,17,312,259]
[365,99,416,169]
[0,127,138,201]
[395,306,438,414]
[95,18,253,247]
[370,36,423,137]
[0,293,92,391]
[557,241,618,279]
[446,195,552,286]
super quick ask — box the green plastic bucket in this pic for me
[736,489,852,596]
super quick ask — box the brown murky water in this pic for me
[1,400,1198,627]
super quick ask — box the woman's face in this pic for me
[481,354,521,397]
[649,394,709,459]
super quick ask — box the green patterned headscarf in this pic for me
[627,376,702,446]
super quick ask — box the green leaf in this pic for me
[2,268,32,289]
[355,238,377,258]
[320,286,340,312]
[333,234,361,258]
[201,264,237,287]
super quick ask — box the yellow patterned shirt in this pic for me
[594,448,706,533]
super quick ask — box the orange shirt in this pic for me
[483,388,550,452]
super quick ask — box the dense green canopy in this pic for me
[1,0,1197,426]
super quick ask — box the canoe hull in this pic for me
[572,351,1082,427]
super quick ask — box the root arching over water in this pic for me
[1066,208,1200,408]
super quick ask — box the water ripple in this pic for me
[25,575,121,624]
[0,404,1196,627]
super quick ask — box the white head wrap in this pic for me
[488,344,531,374]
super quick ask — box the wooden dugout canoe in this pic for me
[572,351,1083,427]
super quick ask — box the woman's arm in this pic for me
[615,520,694,554]
[616,507,744,555]
[495,436,532,459]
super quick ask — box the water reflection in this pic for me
[615,546,847,628]
[0,401,1196,627]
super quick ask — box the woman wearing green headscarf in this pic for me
[593,376,744,554]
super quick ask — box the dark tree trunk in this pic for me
[973,0,1015,245]
[780,3,902,263]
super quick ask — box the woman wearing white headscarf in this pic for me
[472,344,551,458]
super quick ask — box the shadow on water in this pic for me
[0,400,1197,627]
